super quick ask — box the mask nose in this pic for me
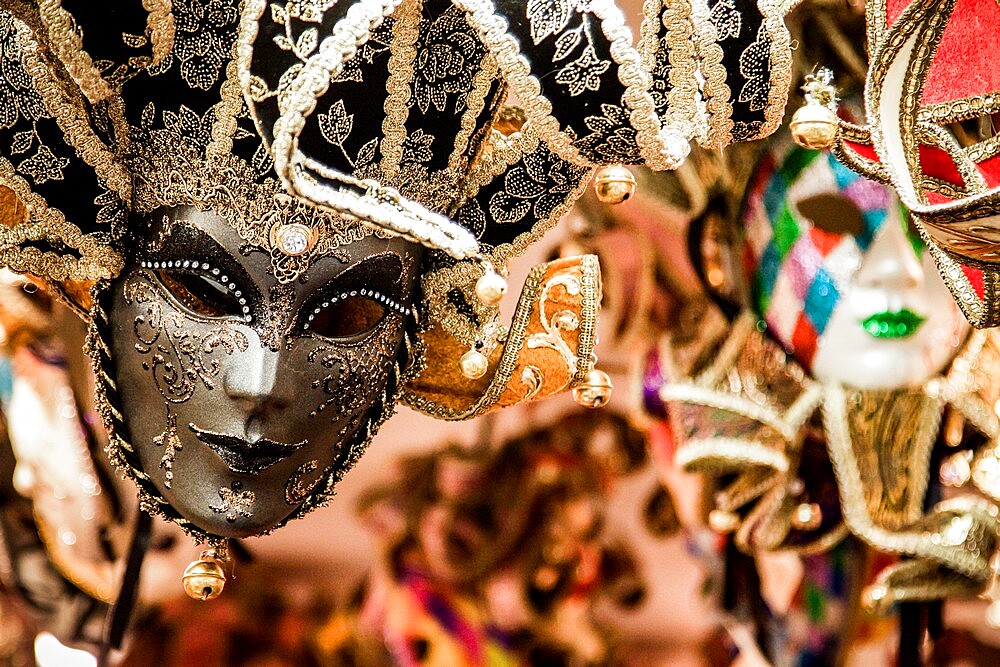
[223,343,291,414]
[854,213,922,292]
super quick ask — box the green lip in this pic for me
[861,309,926,339]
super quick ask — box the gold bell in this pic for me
[572,368,613,408]
[790,67,839,150]
[789,103,839,150]
[182,550,227,601]
[593,164,636,205]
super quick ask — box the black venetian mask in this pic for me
[105,206,422,538]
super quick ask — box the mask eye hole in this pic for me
[305,293,397,339]
[156,270,243,318]
[796,192,864,236]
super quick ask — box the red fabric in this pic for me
[843,140,878,163]
[647,418,676,467]
[978,155,1000,188]
[885,0,1000,105]
[961,264,985,299]
[843,141,969,196]
[918,144,965,189]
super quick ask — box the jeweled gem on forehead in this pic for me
[273,223,315,257]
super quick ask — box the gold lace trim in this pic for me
[380,0,421,180]
[660,0,701,145]
[448,52,497,176]
[208,37,247,162]
[19,28,132,201]
[691,0,732,149]
[0,154,124,282]
[130,135,373,259]
[866,0,887,53]
[37,0,115,102]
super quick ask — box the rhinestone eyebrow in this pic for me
[303,289,410,331]
[140,260,252,323]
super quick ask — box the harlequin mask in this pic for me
[652,137,1000,614]
[742,144,968,388]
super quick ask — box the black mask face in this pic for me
[107,205,422,538]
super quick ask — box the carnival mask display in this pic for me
[649,137,1000,631]
[742,145,969,388]
[358,412,648,665]
[0,0,802,604]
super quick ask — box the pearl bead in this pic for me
[460,349,489,379]
[475,269,507,306]
[708,509,740,534]
[790,502,822,531]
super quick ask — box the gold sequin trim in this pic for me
[144,0,175,67]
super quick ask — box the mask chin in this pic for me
[95,206,424,540]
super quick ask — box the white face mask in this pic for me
[811,208,969,388]
[742,146,969,389]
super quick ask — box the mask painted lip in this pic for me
[860,308,926,339]
[189,424,307,474]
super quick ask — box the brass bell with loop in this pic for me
[790,68,839,150]
[182,549,228,601]
[790,104,839,150]
[593,164,636,205]
[572,368,613,408]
